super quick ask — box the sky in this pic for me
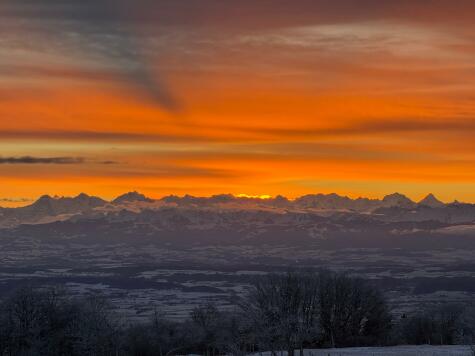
[0,0,474,206]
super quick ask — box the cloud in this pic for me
[4,1,475,29]
[0,117,474,145]
[0,129,203,143]
[0,198,32,203]
[232,118,475,139]
[0,156,122,165]
[1,1,181,111]
[0,156,85,164]
[2,0,474,112]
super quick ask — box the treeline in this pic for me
[1,271,475,356]
[398,304,475,345]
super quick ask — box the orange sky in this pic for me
[1,1,474,206]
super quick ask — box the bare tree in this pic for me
[0,286,77,355]
[190,303,221,355]
[242,271,321,356]
[400,303,466,346]
[0,272,393,356]
[69,295,122,356]
[2,287,124,355]
[318,271,391,347]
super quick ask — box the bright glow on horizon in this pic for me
[236,194,272,200]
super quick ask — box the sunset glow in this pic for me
[236,194,273,200]
[1,1,474,205]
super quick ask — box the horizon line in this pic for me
[1,191,471,208]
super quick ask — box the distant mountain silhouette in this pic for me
[29,193,107,213]
[294,193,379,211]
[1,191,473,229]
[0,193,107,228]
[419,193,445,208]
[113,191,154,204]
[382,193,415,209]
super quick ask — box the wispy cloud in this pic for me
[0,156,85,164]
[1,1,181,111]
[0,156,122,165]
[0,130,204,143]
[0,197,32,203]
[231,118,475,139]
[4,1,474,29]
[0,117,473,145]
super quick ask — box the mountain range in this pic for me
[0,191,472,230]
[0,191,474,250]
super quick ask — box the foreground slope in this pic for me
[251,345,472,355]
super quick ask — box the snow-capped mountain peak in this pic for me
[419,193,445,208]
[382,193,415,208]
[113,191,154,204]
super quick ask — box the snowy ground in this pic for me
[248,345,474,356]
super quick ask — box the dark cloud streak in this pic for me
[0,156,85,164]
[0,118,474,144]
[233,119,475,139]
[0,156,121,165]
[4,0,475,29]
[1,1,181,111]
[0,130,200,142]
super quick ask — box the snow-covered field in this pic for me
[249,345,473,356]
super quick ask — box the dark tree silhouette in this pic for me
[242,270,392,354]
[242,272,321,356]
[318,271,391,347]
[0,287,121,356]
